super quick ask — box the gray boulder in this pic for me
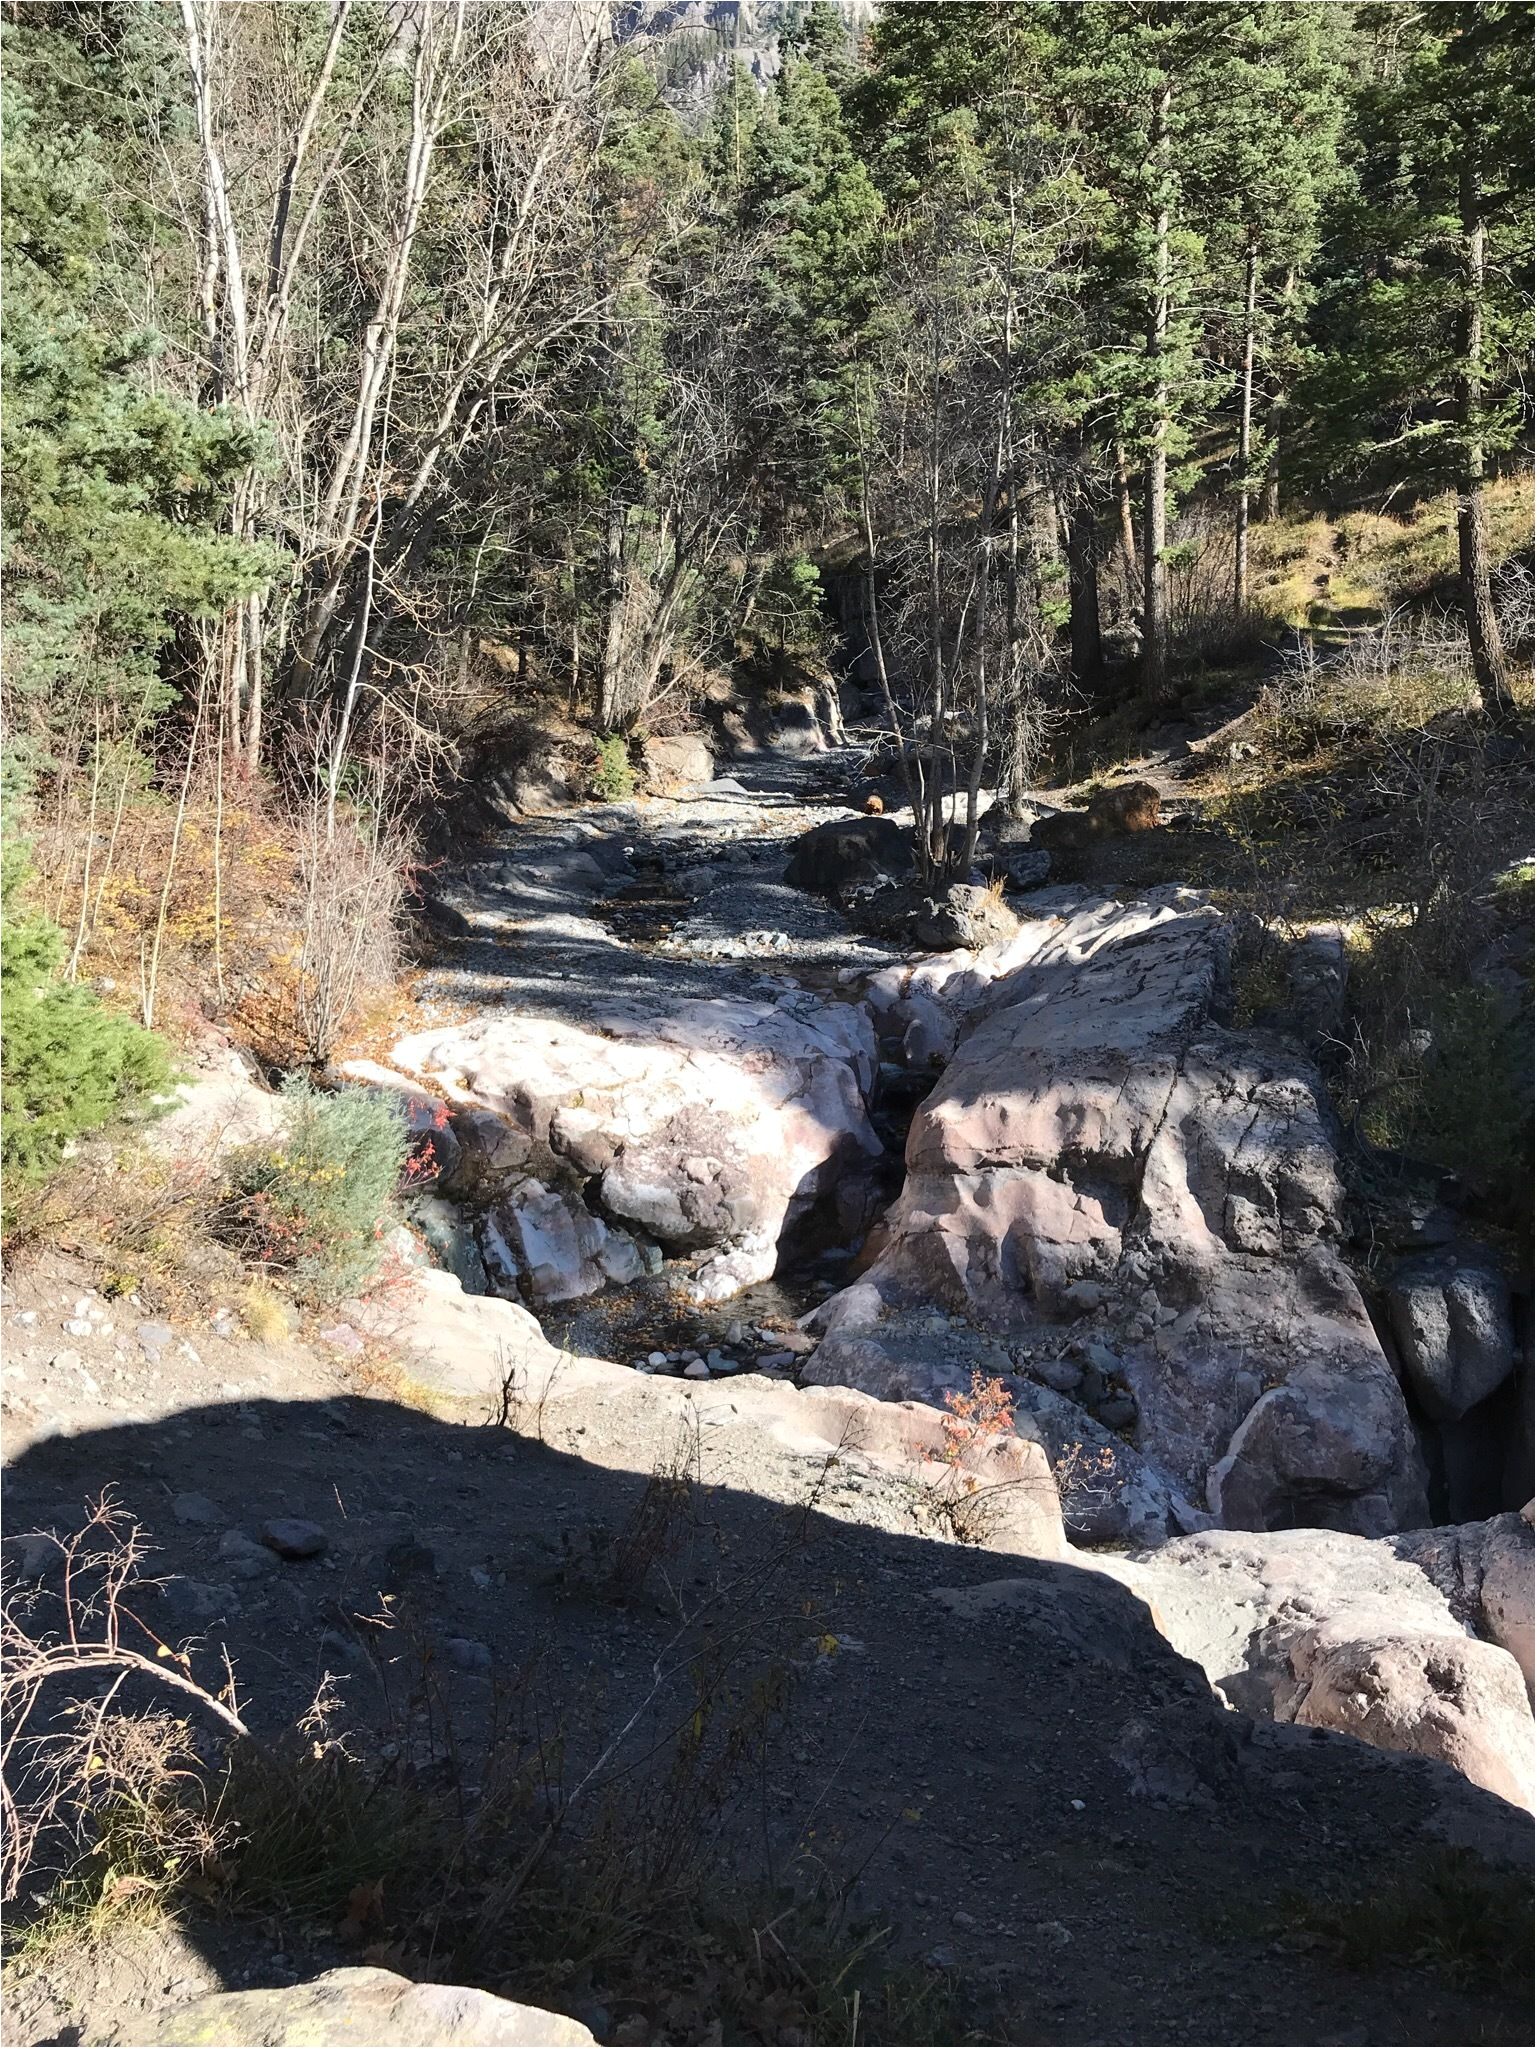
[1207,1363,1423,1539]
[1386,1250,1515,1421]
[406,1194,490,1295]
[441,1105,533,1200]
[481,1179,645,1303]
[994,848,1053,892]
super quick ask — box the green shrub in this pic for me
[218,1078,408,1302]
[589,734,636,802]
[1,841,174,1191]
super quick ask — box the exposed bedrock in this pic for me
[1091,1516,1535,1809]
[804,887,1431,1540]
[358,990,882,1304]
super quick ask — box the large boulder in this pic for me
[147,1967,595,2046]
[385,991,881,1300]
[808,889,1428,1538]
[1385,1249,1515,1421]
[440,1103,534,1200]
[1092,1522,1535,1809]
[642,732,714,793]
[783,815,912,898]
[1029,781,1162,851]
[1288,1613,1533,1811]
[1206,1363,1423,1536]
[480,1177,646,1302]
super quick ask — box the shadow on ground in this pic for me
[5,1388,1533,2047]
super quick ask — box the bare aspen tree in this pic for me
[854,134,1079,881]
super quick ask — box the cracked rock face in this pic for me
[381,992,881,1301]
[807,889,1428,1539]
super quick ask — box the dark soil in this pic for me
[4,1316,1530,2046]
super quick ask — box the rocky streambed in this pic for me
[311,746,1533,1809]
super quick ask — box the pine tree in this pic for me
[1202,8,1344,608]
[0,842,174,1187]
[1297,2,1532,713]
[0,16,267,788]
[738,17,883,531]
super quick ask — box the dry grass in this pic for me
[24,761,416,1074]
[28,779,298,1053]
[1334,476,1534,608]
[236,1278,291,1344]
[0,1142,242,1316]
[1245,477,1534,627]
[2,1496,249,1925]
[1267,1850,1534,1995]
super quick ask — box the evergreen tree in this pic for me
[0,17,267,791]
[738,22,883,530]
[0,842,174,1188]
[1201,7,1344,607]
[1296,1,1532,712]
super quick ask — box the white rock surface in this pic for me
[643,732,714,791]
[384,990,881,1298]
[722,1378,1065,1559]
[346,1266,621,1405]
[149,1050,288,1166]
[342,1268,1066,1561]
[147,1966,595,2046]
